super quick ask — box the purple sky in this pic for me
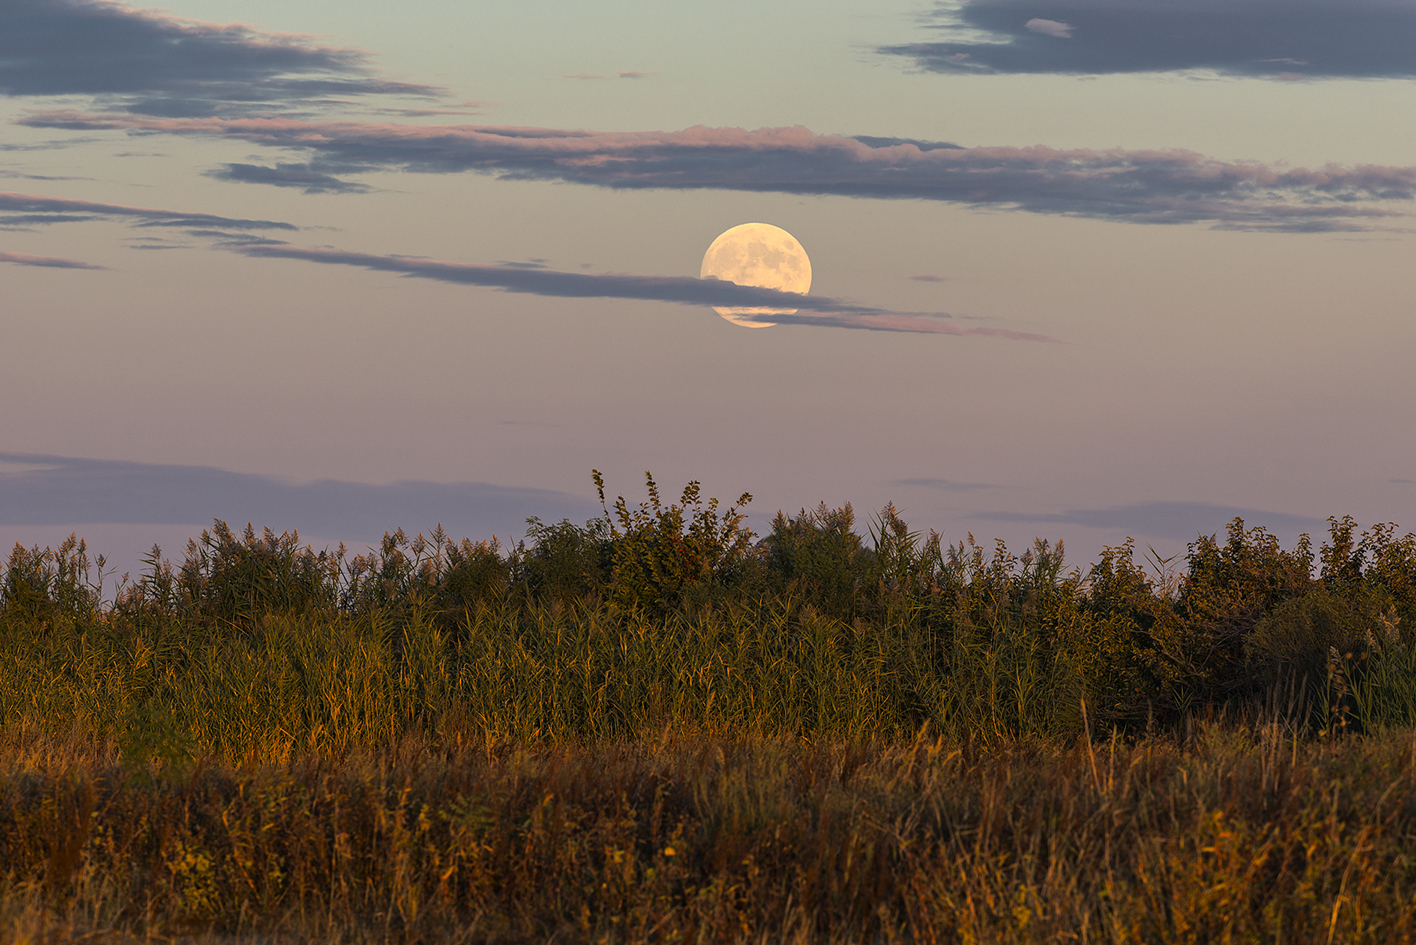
[3,0,1414,581]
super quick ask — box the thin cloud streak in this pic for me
[0,191,298,231]
[23,114,1416,232]
[881,0,1416,79]
[233,243,1058,340]
[207,162,371,194]
[0,0,442,116]
[0,250,105,269]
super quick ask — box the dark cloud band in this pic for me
[0,452,596,542]
[23,114,1415,232]
[0,191,297,231]
[0,0,441,116]
[207,163,371,194]
[235,243,1056,340]
[880,0,1416,79]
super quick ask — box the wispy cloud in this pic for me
[24,115,1416,232]
[0,250,104,269]
[231,243,1056,339]
[909,274,948,282]
[0,191,298,232]
[881,0,1416,79]
[981,501,1325,541]
[207,162,371,194]
[563,71,658,80]
[0,0,442,116]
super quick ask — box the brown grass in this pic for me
[4,724,1416,944]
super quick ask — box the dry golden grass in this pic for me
[4,724,1416,944]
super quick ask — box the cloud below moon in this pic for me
[0,188,1052,339]
[233,243,1058,340]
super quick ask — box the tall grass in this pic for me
[7,475,1416,940]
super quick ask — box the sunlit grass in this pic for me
[5,479,1416,940]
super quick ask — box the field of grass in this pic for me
[5,473,1416,942]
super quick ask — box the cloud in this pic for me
[981,501,1325,541]
[909,274,948,282]
[0,0,442,116]
[0,191,298,232]
[0,451,600,544]
[880,0,1416,78]
[563,71,658,80]
[0,250,105,269]
[1024,18,1073,39]
[23,114,1416,232]
[207,162,370,194]
[232,242,1057,340]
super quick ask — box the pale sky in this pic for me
[3,0,1415,580]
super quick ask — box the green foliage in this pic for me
[11,472,1416,745]
[1176,518,1314,698]
[516,515,611,604]
[343,526,510,621]
[762,502,871,618]
[12,476,1416,941]
[594,469,756,612]
[1,535,103,624]
[177,521,342,620]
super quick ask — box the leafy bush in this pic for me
[1175,518,1314,699]
[761,502,871,618]
[516,516,611,605]
[593,470,756,612]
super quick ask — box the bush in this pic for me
[516,516,611,605]
[594,470,757,613]
[761,502,871,619]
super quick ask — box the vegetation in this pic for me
[4,471,1416,942]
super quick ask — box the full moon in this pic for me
[700,222,812,328]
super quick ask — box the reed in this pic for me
[6,478,1416,940]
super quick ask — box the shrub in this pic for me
[761,502,871,619]
[594,470,756,613]
[1174,518,1313,699]
[516,516,611,605]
